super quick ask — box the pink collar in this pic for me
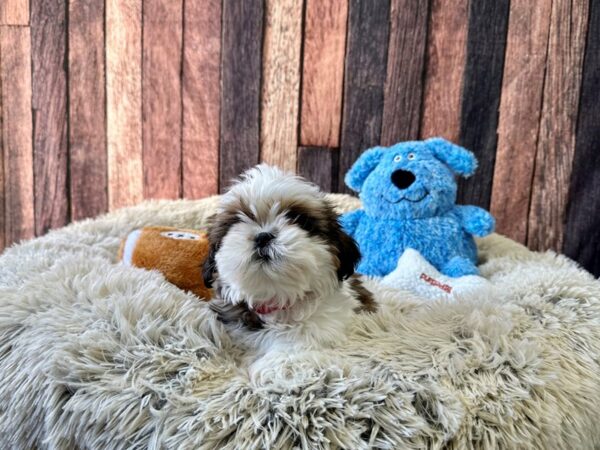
[252,302,289,315]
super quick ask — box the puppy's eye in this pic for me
[408,153,415,160]
[393,155,402,162]
[285,210,317,234]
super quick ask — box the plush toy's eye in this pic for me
[408,153,416,160]
[161,230,200,240]
[393,155,402,162]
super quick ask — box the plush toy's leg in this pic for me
[441,257,479,277]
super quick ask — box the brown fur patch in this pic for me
[209,299,263,330]
[285,199,361,281]
[349,275,377,313]
[202,203,248,287]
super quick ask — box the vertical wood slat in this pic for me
[338,0,391,193]
[260,0,303,172]
[142,0,183,199]
[0,0,29,25]
[300,0,348,148]
[298,146,338,193]
[106,0,143,210]
[182,0,221,199]
[528,0,590,251]
[420,0,469,142]
[490,0,552,244]
[457,0,510,209]
[0,36,4,250]
[220,0,264,191]
[564,0,600,277]
[381,0,429,145]
[68,0,107,220]
[0,26,34,244]
[31,0,69,235]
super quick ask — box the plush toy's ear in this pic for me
[344,146,385,192]
[426,137,477,177]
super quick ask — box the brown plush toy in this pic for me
[118,226,212,300]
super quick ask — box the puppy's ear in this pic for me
[344,146,385,192]
[426,137,477,177]
[202,245,217,288]
[333,225,361,281]
[202,214,221,288]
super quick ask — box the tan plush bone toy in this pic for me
[118,226,212,300]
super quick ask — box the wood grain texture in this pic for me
[69,0,107,220]
[381,0,429,144]
[31,0,69,235]
[564,0,600,277]
[142,0,183,199]
[260,0,303,172]
[338,0,391,193]
[1,0,599,276]
[220,0,263,191]
[106,0,143,210]
[298,147,338,193]
[457,0,510,209]
[0,47,4,250]
[490,0,552,244]
[0,0,29,25]
[182,0,221,199]
[420,0,468,142]
[300,0,348,148]
[528,0,590,251]
[0,26,35,243]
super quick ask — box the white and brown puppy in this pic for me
[203,165,375,358]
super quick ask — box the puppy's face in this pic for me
[203,165,360,310]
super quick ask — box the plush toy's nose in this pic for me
[255,232,275,249]
[391,169,416,190]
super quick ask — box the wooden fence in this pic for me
[0,0,598,275]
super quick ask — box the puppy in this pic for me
[203,165,376,359]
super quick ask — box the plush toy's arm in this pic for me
[455,205,495,237]
[339,209,365,236]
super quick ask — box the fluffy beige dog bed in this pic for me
[1,195,599,449]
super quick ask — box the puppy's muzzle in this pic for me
[391,169,416,190]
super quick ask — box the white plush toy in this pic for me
[381,248,492,300]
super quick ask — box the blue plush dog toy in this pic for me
[340,138,495,277]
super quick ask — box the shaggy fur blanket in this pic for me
[1,195,599,449]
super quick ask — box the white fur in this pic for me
[214,165,360,360]
[220,164,325,218]
[3,194,600,448]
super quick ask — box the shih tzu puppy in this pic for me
[203,165,376,359]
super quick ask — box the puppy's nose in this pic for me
[254,232,275,249]
[391,169,416,190]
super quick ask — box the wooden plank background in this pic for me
[564,0,600,276]
[337,0,390,194]
[381,0,429,144]
[219,0,263,190]
[142,0,183,200]
[0,0,599,277]
[69,0,107,221]
[106,0,143,211]
[31,0,68,235]
[457,0,510,209]
[490,0,552,244]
